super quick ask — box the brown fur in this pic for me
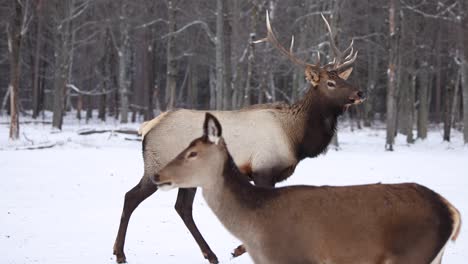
[156,115,461,264]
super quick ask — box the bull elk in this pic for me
[155,113,461,264]
[113,12,365,263]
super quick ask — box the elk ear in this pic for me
[338,67,353,80]
[203,112,222,144]
[305,66,320,87]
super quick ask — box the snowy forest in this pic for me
[1,0,468,149]
[1,1,468,264]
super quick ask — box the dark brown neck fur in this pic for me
[222,150,279,209]
[290,85,342,160]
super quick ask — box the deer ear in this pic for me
[305,66,320,86]
[203,112,222,144]
[338,67,353,80]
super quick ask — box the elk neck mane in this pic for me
[284,84,341,160]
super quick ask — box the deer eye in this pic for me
[327,81,336,88]
[187,152,198,158]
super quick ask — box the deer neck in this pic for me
[288,86,341,160]
[201,153,276,241]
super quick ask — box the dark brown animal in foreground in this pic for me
[155,113,461,264]
[113,13,365,263]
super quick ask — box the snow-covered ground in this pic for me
[0,116,467,263]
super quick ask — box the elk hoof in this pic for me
[231,244,246,258]
[113,249,127,263]
[203,251,219,264]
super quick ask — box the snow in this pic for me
[0,116,467,263]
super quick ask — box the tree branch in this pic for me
[161,20,215,44]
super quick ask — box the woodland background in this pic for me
[1,0,468,150]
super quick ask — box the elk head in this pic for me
[255,12,366,110]
[153,113,226,190]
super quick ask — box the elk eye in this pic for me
[188,152,197,158]
[327,81,336,88]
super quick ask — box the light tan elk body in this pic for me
[113,13,365,263]
[155,113,461,264]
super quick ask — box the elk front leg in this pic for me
[175,188,218,264]
[113,176,157,263]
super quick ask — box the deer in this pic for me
[154,112,462,264]
[113,12,365,263]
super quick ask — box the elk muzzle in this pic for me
[348,91,366,105]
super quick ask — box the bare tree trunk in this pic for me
[144,28,154,120]
[223,2,232,110]
[52,0,72,130]
[434,28,442,124]
[244,34,255,107]
[86,95,93,121]
[32,0,43,119]
[443,84,453,141]
[187,61,197,108]
[76,95,82,120]
[8,0,24,140]
[385,0,400,151]
[417,67,429,139]
[209,67,216,109]
[398,73,409,135]
[230,0,242,109]
[406,73,416,143]
[118,7,130,123]
[451,71,461,127]
[244,5,257,107]
[215,0,224,110]
[458,7,468,143]
[165,0,177,110]
[364,35,377,127]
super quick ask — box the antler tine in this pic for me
[320,13,342,65]
[344,47,354,61]
[342,39,354,59]
[315,51,321,66]
[255,11,319,70]
[335,51,358,71]
[289,36,295,53]
[323,58,336,70]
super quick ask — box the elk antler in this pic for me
[320,13,358,71]
[254,11,321,72]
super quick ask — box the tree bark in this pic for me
[385,0,400,151]
[223,2,232,110]
[215,0,225,110]
[209,67,216,109]
[417,67,429,139]
[118,4,131,123]
[230,0,242,109]
[32,0,43,119]
[459,5,468,143]
[406,73,416,143]
[434,28,442,124]
[8,0,24,140]
[52,0,73,130]
[165,0,177,110]
[451,71,461,127]
[443,85,453,141]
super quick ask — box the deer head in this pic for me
[255,12,365,109]
[153,113,226,190]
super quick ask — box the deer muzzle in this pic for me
[152,173,174,191]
